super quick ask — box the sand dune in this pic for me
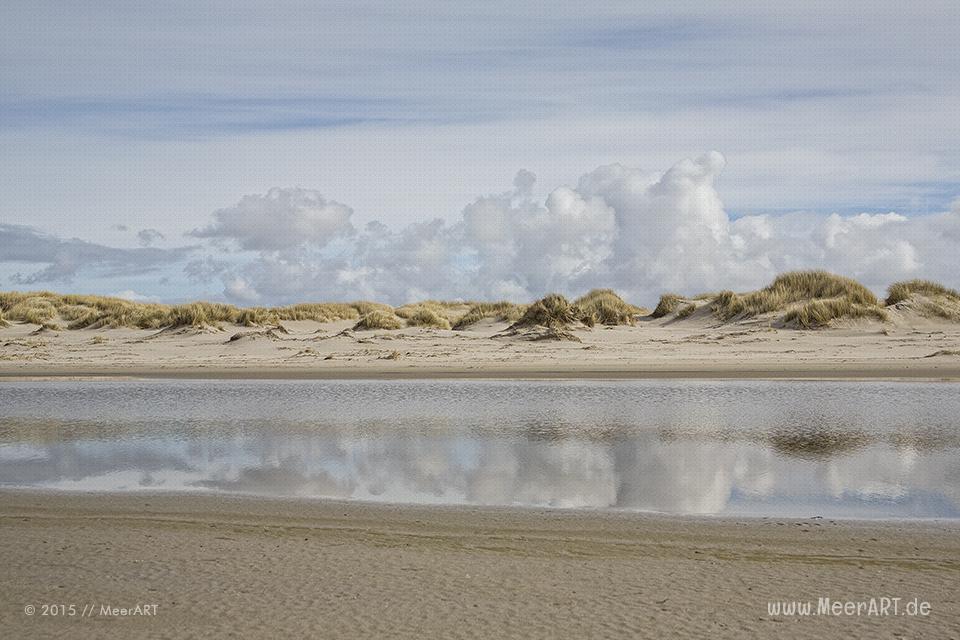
[2,272,960,379]
[1,307,959,379]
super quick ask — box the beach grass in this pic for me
[353,309,404,331]
[2,272,958,334]
[452,302,525,329]
[885,279,960,321]
[510,294,589,329]
[676,303,697,319]
[574,289,643,326]
[651,294,681,318]
[399,305,453,329]
[886,279,960,305]
[782,298,888,328]
[708,271,884,326]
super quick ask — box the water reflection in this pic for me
[0,380,958,518]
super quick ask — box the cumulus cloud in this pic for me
[189,153,958,306]
[112,289,157,302]
[4,154,959,304]
[0,223,193,285]
[189,187,354,251]
[137,228,165,247]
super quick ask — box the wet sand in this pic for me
[1,491,958,639]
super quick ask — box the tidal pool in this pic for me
[1,379,958,518]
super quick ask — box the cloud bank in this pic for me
[0,223,193,285]
[2,153,958,305]
[187,153,960,305]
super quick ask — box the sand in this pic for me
[2,313,960,379]
[3,313,960,638]
[0,491,957,639]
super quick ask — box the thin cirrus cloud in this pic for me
[3,3,960,233]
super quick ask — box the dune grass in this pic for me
[885,280,960,321]
[2,274,956,334]
[709,271,883,327]
[4,296,58,325]
[676,303,697,319]
[452,301,526,329]
[574,289,642,326]
[400,305,453,330]
[0,292,390,330]
[783,299,888,328]
[885,280,960,305]
[353,309,404,331]
[509,294,599,329]
[395,301,471,329]
[651,294,681,318]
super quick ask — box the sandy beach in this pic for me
[3,313,960,380]
[1,491,957,639]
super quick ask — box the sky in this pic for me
[1,1,959,306]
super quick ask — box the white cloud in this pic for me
[112,290,156,302]
[0,223,194,285]
[190,187,354,251]
[4,154,959,305]
[181,152,959,306]
[137,228,165,247]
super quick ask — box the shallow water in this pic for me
[0,379,958,518]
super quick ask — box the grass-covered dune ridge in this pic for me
[885,279,960,321]
[2,272,958,332]
[703,271,887,328]
[652,272,960,328]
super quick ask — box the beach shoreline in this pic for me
[1,490,958,638]
[2,361,960,381]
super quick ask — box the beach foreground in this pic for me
[1,492,957,639]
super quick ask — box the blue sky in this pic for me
[2,1,959,304]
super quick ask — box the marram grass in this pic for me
[1,273,958,333]
[353,309,404,331]
[711,271,879,322]
[651,294,681,318]
[574,289,643,326]
[452,302,525,329]
[886,280,960,305]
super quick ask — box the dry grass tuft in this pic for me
[352,301,394,317]
[782,299,888,328]
[574,289,641,326]
[402,306,452,330]
[712,271,878,320]
[651,294,681,318]
[676,303,697,319]
[5,296,58,325]
[711,271,883,327]
[885,280,960,321]
[886,280,960,306]
[168,302,239,329]
[510,294,587,329]
[453,302,525,329]
[274,303,361,323]
[0,308,7,328]
[353,309,404,331]
[236,307,280,327]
